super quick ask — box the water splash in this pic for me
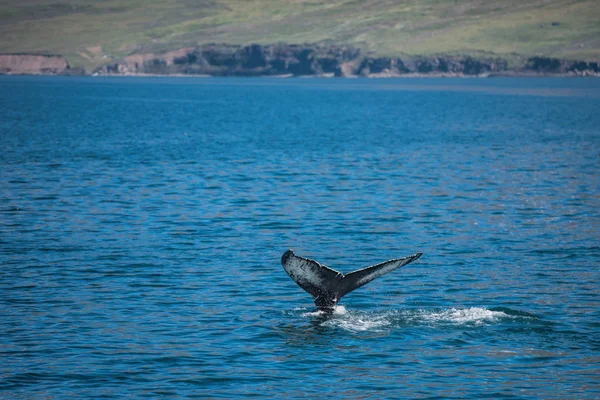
[417,307,512,325]
[322,311,390,332]
[303,307,531,333]
[301,305,347,318]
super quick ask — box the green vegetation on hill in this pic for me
[1,0,598,70]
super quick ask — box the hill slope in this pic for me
[1,0,599,70]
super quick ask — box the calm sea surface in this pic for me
[1,76,599,398]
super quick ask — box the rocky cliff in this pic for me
[94,44,599,77]
[95,44,510,77]
[98,44,363,77]
[0,54,70,75]
[524,56,600,76]
[2,45,598,77]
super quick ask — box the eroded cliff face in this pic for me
[525,57,600,75]
[97,44,599,77]
[98,44,362,77]
[0,54,69,75]
[2,46,598,77]
[96,44,513,77]
[359,55,509,76]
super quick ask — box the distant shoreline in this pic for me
[2,71,598,79]
[87,72,598,78]
[1,45,599,78]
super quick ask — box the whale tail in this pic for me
[281,250,422,310]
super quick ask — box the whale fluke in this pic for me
[281,250,422,310]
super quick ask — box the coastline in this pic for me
[1,44,599,78]
[3,71,597,79]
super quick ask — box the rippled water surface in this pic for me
[1,76,599,398]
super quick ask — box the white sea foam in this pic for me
[303,306,515,332]
[322,312,392,332]
[418,307,510,325]
[301,309,325,317]
[301,305,347,318]
[333,305,347,315]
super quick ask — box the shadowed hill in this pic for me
[1,0,599,70]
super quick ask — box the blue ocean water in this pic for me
[1,76,599,398]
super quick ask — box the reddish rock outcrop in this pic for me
[0,54,69,75]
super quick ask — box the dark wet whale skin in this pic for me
[281,250,423,310]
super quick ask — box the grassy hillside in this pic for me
[1,0,599,70]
